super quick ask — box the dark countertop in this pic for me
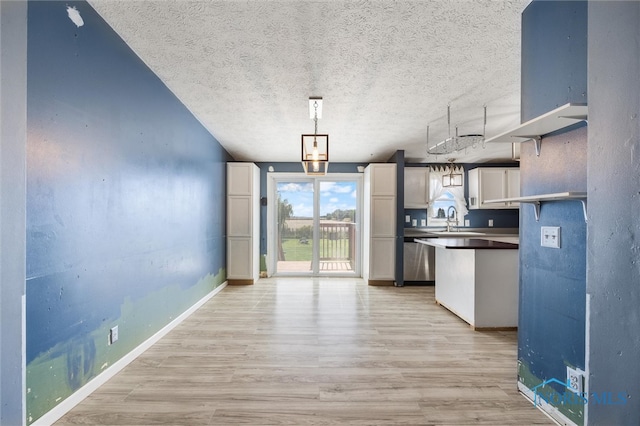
[403,228,519,238]
[415,237,519,250]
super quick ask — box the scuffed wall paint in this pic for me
[26,272,224,422]
[26,1,231,423]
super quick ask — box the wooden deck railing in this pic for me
[319,222,356,270]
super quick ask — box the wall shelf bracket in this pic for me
[532,201,541,221]
[525,199,587,222]
[522,136,542,157]
[580,199,588,222]
[484,192,587,222]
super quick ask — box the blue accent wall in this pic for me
[26,1,231,422]
[518,2,587,424]
[521,1,588,122]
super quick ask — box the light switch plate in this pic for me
[420,219,426,227]
[411,219,417,227]
[465,219,470,227]
[488,219,494,227]
[405,215,411,223]
[541,226,561,248]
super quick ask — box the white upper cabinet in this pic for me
[227,162,254,196]
[404,167,429,208]
[505,169,520,207]
[370,164,396,196]
[468,168,520,209]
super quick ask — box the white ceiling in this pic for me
[88,0,528,164]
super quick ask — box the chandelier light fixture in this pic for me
[427,105,487,157]
[301,97,329,175]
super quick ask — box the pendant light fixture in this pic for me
[443,158,463,187]
[301,97,329,175]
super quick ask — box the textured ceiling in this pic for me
[88,0,528,163]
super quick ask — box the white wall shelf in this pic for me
[484,192,587,222]
[485,103,588,156]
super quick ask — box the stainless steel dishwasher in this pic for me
[403,238,435,282]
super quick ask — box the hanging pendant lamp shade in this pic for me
[301,134,329,175]
[443,159,463,187]
[302,97,329,175]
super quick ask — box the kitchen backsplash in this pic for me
[404,208,519,229]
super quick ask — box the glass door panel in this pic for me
[275,181,314,274]
[319,180,358,275]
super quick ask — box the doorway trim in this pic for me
[266,172,362,277]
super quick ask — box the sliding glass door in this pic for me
[275,180,315,273]
[271,175,360,276]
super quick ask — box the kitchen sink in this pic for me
[430,231,486,236]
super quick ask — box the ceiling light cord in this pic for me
[313,101,319,142]
[312,102,319,166]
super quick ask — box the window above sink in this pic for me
[427,166,467,228]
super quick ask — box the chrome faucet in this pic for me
[446,206,458,232]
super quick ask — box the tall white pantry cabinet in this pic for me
[227,163,260,284]
[362,163,397,285]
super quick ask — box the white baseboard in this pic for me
[33,281,228,426]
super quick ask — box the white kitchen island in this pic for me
[416,238,519,330]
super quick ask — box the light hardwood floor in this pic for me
[56,277,552,425]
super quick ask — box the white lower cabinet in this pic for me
[227,237,254,279]
[369,238,396,280]
[434,247,519,328]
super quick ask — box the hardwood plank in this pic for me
[55,277,550,425]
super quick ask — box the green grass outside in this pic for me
[281,238,351,261]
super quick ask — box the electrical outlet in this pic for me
[420,219,426,227]
[405,215,411,223]
[541,226,561,248]
[464,219,470,227]
[567,366,584,394]
[109,325,119,345]
[488,219,494,227]
[411,219,417,227]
